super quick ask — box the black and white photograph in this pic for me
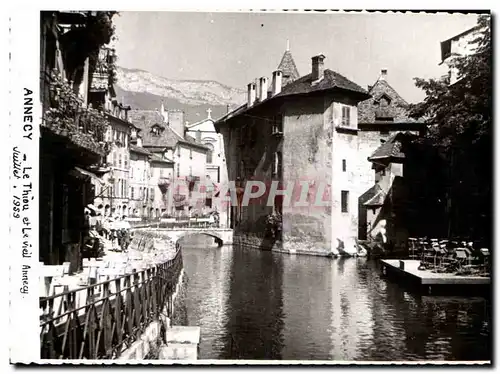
[8,8,492,365]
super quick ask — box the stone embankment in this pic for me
[120,230,200,361]
[234,233,334,258]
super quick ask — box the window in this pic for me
[189,148,193,159]
[272,115,283,134]
[205,143,214,164]
[150,188,154,200]
[196,130,201,142]
[145,188,148,201]
[342,159,347,172]
[131,187,134,200]
[205,198,212,208]
[272,152,282,177]
[177,165,180,178]
[341,190,349,213]
[113,153,117,167]
[177,146,181,157]
[118,155,122,168]
[124,155,128,169]
[341,106,350,127]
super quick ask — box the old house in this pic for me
[185,108,229,226]
[215,48,372,252]
[440,26,481,84]
[92,84,137,218]
[39,12,112,272]
[357,70,425,243]
[129,106,209,216]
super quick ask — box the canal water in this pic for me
[180,240,491,361]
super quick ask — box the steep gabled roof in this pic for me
[129,109,208,150]
[368,132,416,162]
[358,76,425,125]
[277,50,300,83]
[363,184,386,207]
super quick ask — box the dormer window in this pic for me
[151,124,163,137]
[375,94,394,121]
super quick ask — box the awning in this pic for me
[73,166,107,186]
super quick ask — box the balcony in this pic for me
[90,48,115,92]
[42,70,110,157]
[158,177,171,194]
[186,175,200,191]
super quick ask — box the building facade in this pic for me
[356,69,425,245]
[185,108,230,226]
[215,48,426,253]
[129,107,210,216]
[215,49,372,253]
[39,12,112,272]
[440,26,481,84]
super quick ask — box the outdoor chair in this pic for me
[454,248,472,273]
[408,238,418,259]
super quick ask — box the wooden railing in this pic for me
[39,249,183,359]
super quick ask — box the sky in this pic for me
[113,11,479,103]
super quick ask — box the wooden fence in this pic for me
[39,249,183,359]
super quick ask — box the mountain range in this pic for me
[115,66,246,124]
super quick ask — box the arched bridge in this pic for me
[143,228,233,247]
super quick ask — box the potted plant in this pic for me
[265,212,282,240]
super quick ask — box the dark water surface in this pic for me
[181,243,491,361]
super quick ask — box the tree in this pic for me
[409,15,492,244]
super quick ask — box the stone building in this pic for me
[185,108,229,226]
[128,144,154,218]
[357,69,425,243]
[39,12,112,272]
[93,95,137,218]
[215,49,372,253]
[129,107,210,216]
[440,25,481,84]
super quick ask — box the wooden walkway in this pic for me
[381,259,490,295]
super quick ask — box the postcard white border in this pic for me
[6,3,497,368]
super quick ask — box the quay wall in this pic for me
[119,230,186,360]
[234,232,334,258]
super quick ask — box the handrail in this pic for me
[39,248,183,359]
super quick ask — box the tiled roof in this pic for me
[368,132,408,161]
[150,154,174,164]
[358,78,425,124]
[278,69,369,98]
[129,145,152,156]
[363,185,386,207]
[277,50,300,84]
[129,109,209,151]
[215,70,369,127]
[128,110,177,148]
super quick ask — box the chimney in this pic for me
[226,104,230,113]
[167,110,185,138]
[272,70,282,95]
[311,54,326,82]
[136,137,143,148]
[247,82,257,107]
[259,77,268,101]
[380,69,388,81]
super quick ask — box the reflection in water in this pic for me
[181,242,491,361]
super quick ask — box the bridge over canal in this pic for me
[134,227,234,246]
